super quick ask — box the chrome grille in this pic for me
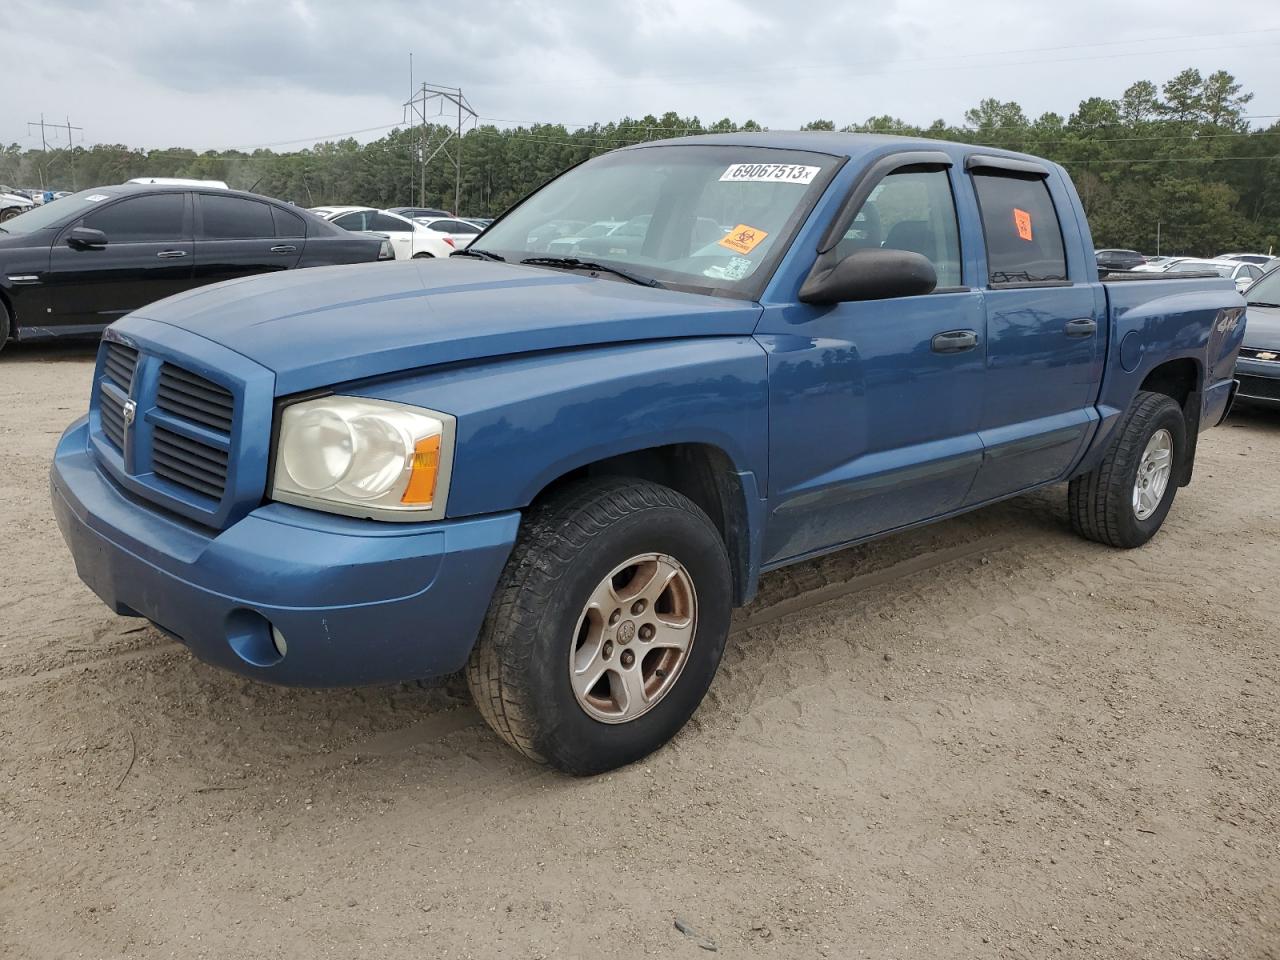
[156,364,234,433]
[151,363,234,501]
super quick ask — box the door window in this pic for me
[972,173,1068,285]
[370,213,407,233]
[332,211,371,231]
[839,169,962,288]
[272,205,305,238]
[82,193,186,242]
[199,194,276,239]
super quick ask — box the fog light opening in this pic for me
[271,626,289,659]
[225,609,285,667]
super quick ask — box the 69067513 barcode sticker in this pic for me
[719,163,821,184]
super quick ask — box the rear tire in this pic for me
[1068,390,1186,548]
[412,252,434,259]
[466,478,732,775]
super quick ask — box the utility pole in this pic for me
[26,114,83,190]
[402,83,476,213]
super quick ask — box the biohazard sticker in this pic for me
[1013,207,1033,242]
[718,224,769,255]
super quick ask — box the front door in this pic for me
[964,165,1104,504]
[760,164,987,565]
[46,191,193,330]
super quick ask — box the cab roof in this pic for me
[630,131,1052,169]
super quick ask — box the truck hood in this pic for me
[134,259,762,394]
[1244,303,1280,350]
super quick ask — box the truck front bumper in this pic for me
[50,418,519,687]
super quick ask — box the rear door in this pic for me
[193,193,303,284]
[46,191,193,329]
[963,159,1105,504]
[368,212,417,259]
[760,158,987,564]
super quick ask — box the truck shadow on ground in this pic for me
[30,484,1079,801]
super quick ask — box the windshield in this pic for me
[0,187,121,234]
[1246,267,1280,304]
[478,145,840,295]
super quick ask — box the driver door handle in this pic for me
[156,249,187,259]
[931,329,979,354]
[1065,318,1098,338]
[270,244,297,254]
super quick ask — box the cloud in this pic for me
[3,0,1277,151]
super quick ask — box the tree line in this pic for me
[2,68,1276,256]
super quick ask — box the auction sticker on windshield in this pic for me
[719,163,821,184]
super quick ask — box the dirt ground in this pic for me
[0,342,1277,960]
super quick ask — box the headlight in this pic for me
[271,396,454,521]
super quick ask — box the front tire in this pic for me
[466,478,732,775]
[1068,390,1186,548]
[0,299,10,353]
[412,252,434,259]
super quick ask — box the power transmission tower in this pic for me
[402,83,476,213]
[26,114,84,190]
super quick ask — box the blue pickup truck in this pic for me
[51,133,1245,774]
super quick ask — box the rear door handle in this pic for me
[931,329,979,354]
[156,249,187,259]
[1066,318,1098,338]
[270,244,297,254]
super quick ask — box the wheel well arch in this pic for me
[1139,357,1201,409]
[529,442,754,605]
[1138,356,1202,486]
[0,286,13,337]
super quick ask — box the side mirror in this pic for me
[799,248,937,304]
[66,226,108,250]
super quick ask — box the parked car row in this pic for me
[0,183,393,351]
[308,206,484,259]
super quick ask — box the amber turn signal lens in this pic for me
[401,435,441,505]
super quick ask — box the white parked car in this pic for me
[0,185,35,221]
[414,216,483,250]
[309,205,372,220]
[1162,258,1265,293]
[328,208,456,259]
[1218,252,1276,267]
[127,177,229,189]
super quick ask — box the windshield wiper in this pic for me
[451,247,505,262]
[1247,300,1280,307]
[520,256,662,288]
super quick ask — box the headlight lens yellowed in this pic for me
[272,396,453,521]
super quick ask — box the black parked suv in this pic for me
[1095,248,1146,272]
[0,185,393,352]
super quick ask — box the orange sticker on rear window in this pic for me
[1013,208,1033,242]
[719,224,769,255]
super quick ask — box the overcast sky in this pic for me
[6,0,1280,152]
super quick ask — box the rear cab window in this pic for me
[971,171,1068,286]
